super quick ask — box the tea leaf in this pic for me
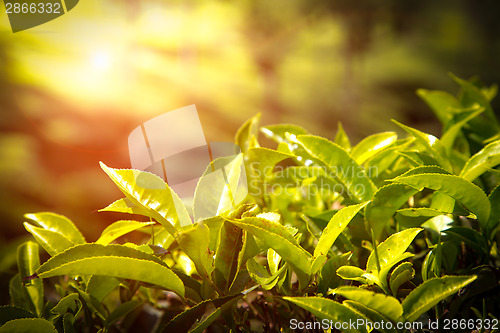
[227,217,311,274]
[333,286,403,321]
[389,262,415,296]
[100,163,190,235]
[0,318,57,333]
[391,173,490,225]
[16,242,43,317]
[314,202,369,257]
[24,213,85,245]
[296,135,377,202]
[37,244,184,297]
[402,275,477,321]
[351,132,397,165]
[283,297,368,333]
[460,139,500,182]
[96,221,155,244]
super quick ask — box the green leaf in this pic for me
[440,107,484,153]
[51,293,80,320]
[8,275,31,313]
[261,124,308,144]
[450,73,498,124]
[96,221,155,244]
[402,275,477,321]
[246,147,293,180]
[317,253,351,295]
[0,318,57,333]
[213,221,243,291]
[16,242,43,317]
[487,185,500,236]
[100,163,190,235]
[392,120,452,172]
[389,262,415,296]
[163,294,241,333]
[416,89,462,125]
[314,202,369,257]
[391,173,491,225]
[86,276,120,302]
[98,197,151,217]
[460,140,500,182]
[365,184,419,240]
[24,213,85,245]
[351,132,397,165]
[333,286,403,321]
[267,248,281,275]
[443,227,488,254]
[106,300,142,326]
[343,301,396,333]
[36,244,184,297]
[22,223,75,257]
[193,154,246,222]
[0,306,35,326]
[364,138,414,176]
[235,114,260,153]
[246,258,284,290]
[366,228,422,289]
[283,297,367,333]
[177,224,214,281]
[336,266,367,283]
[227,217,311,275]
[296,135,377,202]
[334,122,351,150]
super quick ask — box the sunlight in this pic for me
[90,50,112,71]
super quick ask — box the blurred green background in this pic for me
[0,0,499,245]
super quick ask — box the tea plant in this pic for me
[1,74,499,332]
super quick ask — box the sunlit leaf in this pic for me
[213,221,243,291]
[391,173,490,225]
[389,262,415,296]
[334,122,351,150]
[193,154,246,222]
[24,213,85,245]
[100,163,190,235]
[22,223,74,257]
[402,275,477,321]
[36,244,184,297]
[336,266,367,283]
[296,135,377,202]
[283,297,367,333]
[177,224,214,281]
[16,242,43,317]
[416,89,462,125]
[96,221,154,244]
[333,286,403,321]
[392,120,452,172]
[314,202,369,257]
[365,184,418,240]
[235,114,260,153]
[351,132,397,165]
[366,228,422,290]
[460,139,500,182]
[227,217,311,275]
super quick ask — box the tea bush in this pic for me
[1,74,499,332]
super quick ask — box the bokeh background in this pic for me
[1,0,500,246]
